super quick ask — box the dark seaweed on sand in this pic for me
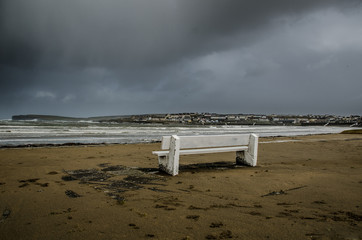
[62,164,166,204]
[63,169,110,182]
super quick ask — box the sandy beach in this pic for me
[0,133,361,239]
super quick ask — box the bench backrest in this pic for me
[161,134,251,150]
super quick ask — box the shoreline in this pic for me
[2,131,362,149]
[1,133,361,239]
[2,131,360,149]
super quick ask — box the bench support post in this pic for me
[236,134,258,166]
[159,135,180,176]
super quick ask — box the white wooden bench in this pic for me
[152,134,258,176]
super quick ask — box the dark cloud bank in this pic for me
[1,0,361,118]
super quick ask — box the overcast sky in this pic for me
[1,0,361,118]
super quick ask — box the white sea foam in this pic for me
[0,120,358,146]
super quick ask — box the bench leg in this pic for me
[236,134,258,167]
[159,135,180,176]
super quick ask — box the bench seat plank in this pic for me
[161,134,250,150]
[153,146,248,156]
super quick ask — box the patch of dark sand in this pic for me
[188,205,208,210]
[63,169,110,182]
[35,182,49,187]
[50,208,73,215]
[205,234,217,239]
[277,202,296,206]
[209,203,250,209]
[109,180,143,190]
[100,164,127,172]
[61,175,76,181]
[18,183,30,188]
[346,212,362,221]
[248,211,262,216]
[186,215,200,221]
[65,190,81,198]
[179,161,239,173]
[156,196,183,207]
[19,178,39,183]
[219,230,233,239]
[124,175,158,184]
[128,223,139,229]
[210,222,223,228]
[106,193,125,205]
[154,204,176,211]
[1,208,11,222]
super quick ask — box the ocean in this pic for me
[0,119,356,147]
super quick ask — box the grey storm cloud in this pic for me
[1,0,358,68]
[0,0,362,118]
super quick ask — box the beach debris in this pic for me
[148,187,172,193]
[305,233,324,238]
[286,185,307,191]
[1,208,11,223]
[262,185,307,197]
[262,190,286,197]
[65,190,81,198]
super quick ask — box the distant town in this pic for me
[12,113,361,127]
[110,113,361,126]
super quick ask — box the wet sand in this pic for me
[0,134,361,239]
